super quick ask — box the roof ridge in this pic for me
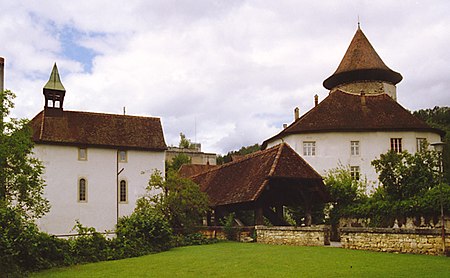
[268,142,284,177]
[60,110,161,120]
[190,144,281,178]
[39,110,45,140]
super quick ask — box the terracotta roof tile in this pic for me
[262,91,443,149]
[191,143,326,207]
[30,110,166,151]
[323,28,402,89]
[178,164,218,178]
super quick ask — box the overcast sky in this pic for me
[1,1,449,154]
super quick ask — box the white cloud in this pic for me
[1,0,450,154]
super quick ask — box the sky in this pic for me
[1,1,449,155]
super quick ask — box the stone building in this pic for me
[166,145,217,165]
[30,64,166,235]
[262,26,443,188]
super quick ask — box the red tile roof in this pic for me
[191,143,327,207]
[178,164,218,178]
[30,110,167,151]
[323,27,402,90]
[262,91,443,149]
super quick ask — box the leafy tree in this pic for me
[217,143,260,164]
[137,170,209,234]
[323,165,367,225]
[413,106,450,181]
[371,148,439,201]
[179,132,195,149]
[0,89,49,219]
[166,153,191,172]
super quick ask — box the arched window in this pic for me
[79,178,87,202]
[119,180,127,203]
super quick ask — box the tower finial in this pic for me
[357,15,360,29]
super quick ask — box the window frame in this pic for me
[303,141,316,156]
[350,166,360,181]
[119,180,128,203]
[350,141,360,156]
[416,138,427,152]
[390,138,403,153]
[118,150,128,163]
[78,178,88,202]
[78,147,88,161]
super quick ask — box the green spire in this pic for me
[44,63,65,91]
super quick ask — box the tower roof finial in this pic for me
[44,63,65,91]
[357,15,360,29]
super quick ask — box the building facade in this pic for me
[31,64,167,235]
[262,27,443,188]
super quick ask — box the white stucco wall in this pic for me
[34,145,165,235]
[267,131,441,190]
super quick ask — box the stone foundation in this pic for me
[255,225,330,246]
[340,227,449,255]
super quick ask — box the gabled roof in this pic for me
[262,91,444,149]
[191,143,325,207]
[44,63,65,91]
[178,164,218,178]
[30,110,167,151]
[323,27,402,90]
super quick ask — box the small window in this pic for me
[351,141,360,156]
[390,138,402,153]
[119,180,127,203]
[350,166,360,181]
[78,148,87,161]
[78,178,87,202]
[303,141,316,156]
[416,138,427,152]
[118,150,127,163]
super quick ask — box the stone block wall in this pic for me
[255,225,330,246]
[341,227,449,255]
[200,226,255,242]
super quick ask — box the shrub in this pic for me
[115,207,173,255]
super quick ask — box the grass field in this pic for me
[32,241,450,277]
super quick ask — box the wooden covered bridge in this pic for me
[188,143,329,226]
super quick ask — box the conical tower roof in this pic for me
[323,27,402,90]
[44,63,65,91]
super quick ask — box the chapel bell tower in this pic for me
[43,63,66,116]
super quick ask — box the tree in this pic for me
[0,90,49,219]
[217,143,260,164]
[413,106,450,181]
[371,147,439,201]
[323,165,367,225]
[137,170,209,234]
[166,153,191,172]
[179,132,195,149]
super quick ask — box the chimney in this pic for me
[283,123,288,129]
[360,91,366,106]
[0,57,4,94]
[314,94,319,107]
[294,107,299,120]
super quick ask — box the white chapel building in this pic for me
[30,64,167,235]
[262,27,443,188]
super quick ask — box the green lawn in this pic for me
[32,241,450,277]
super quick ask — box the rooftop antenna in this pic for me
[123,106,126,115]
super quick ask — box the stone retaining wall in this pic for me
[340,227,449,255]
[200,226,254,242]
[255,225,330,246]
